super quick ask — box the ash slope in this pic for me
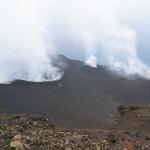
[0,55,150,127]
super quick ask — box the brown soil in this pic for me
[0,105,150,150]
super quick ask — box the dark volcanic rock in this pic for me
[0,56,150,127]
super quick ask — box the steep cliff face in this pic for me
[0,56,150,127]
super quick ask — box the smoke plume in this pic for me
[0,0,63,83]
[0,0,150,83]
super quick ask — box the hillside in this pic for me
[0,55,150,127]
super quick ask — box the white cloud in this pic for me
[86,56,97,68]
[0,0,150,83]
[48,0,150,78]
[0,0,62,83]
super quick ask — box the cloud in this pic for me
[0,0,150,83]
[48,0,150,78]
[85,56,97,68]
[0,0,63,83]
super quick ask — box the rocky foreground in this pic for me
[0,106,150,150]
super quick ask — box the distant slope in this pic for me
[0,55,150,127]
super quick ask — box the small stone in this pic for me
[122,143,135,150]
[65,148,72,150]
[32,121,38,126]
[65,139,69,145]
[96,144,101,150]
[68,133,82,144]
[10,140,25,150]
[12,134,23,141]
[107,133,118,144]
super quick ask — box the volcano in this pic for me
[0,55,150,127]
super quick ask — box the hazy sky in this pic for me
[75,0,150,64]
[56,0,150,65]
[0,0,150,83]
[118,0,150,64]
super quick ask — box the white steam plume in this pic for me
[85,56,97,68]
[0,0,150,84]
[0,0,62,83]
[49,0,150,78]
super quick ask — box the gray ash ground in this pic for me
[0,105,150,150]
